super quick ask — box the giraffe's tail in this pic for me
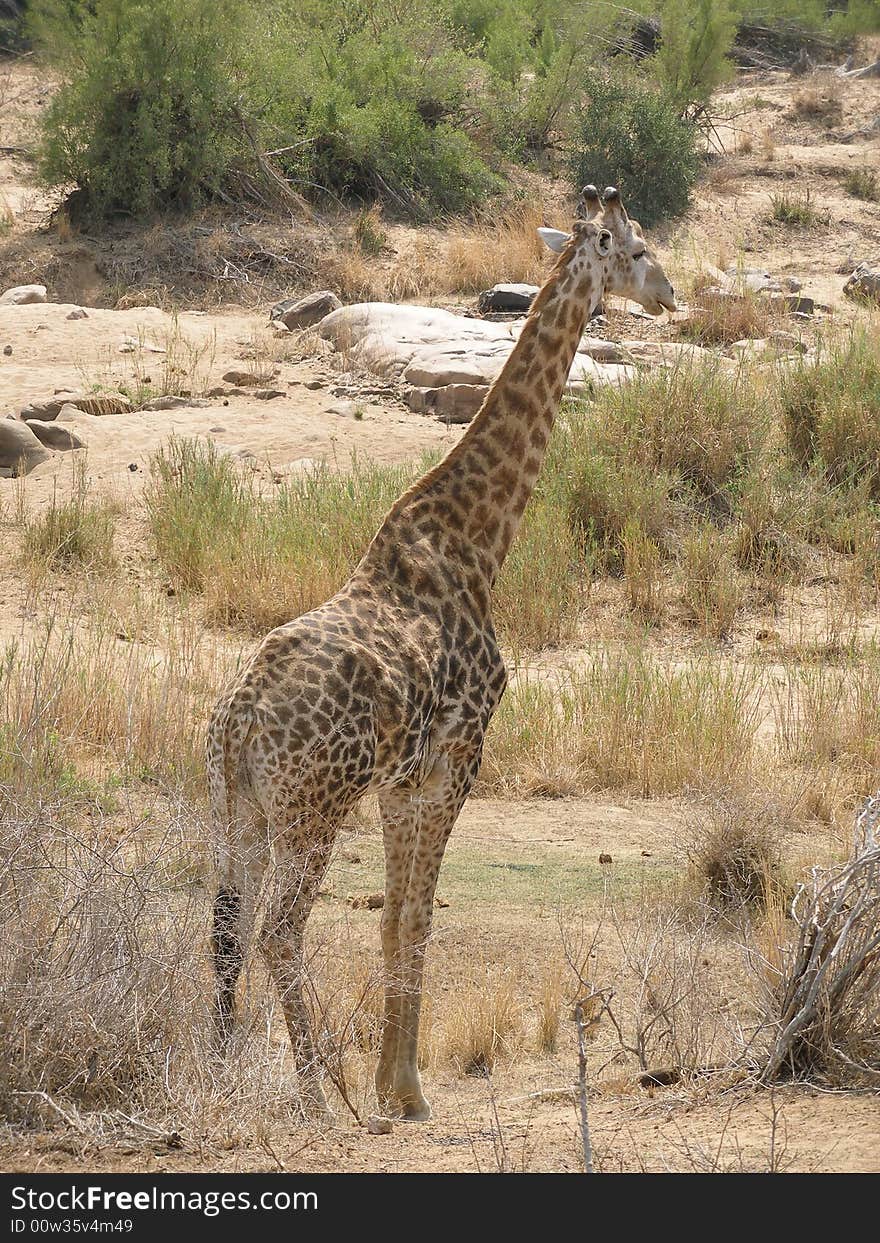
[206,694,255,855]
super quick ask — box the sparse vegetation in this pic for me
[842,168,879,201]
[19,461,116,571]
[768,188,827,227]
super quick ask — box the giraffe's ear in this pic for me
[537,227,570,254]
[593,228,613,258]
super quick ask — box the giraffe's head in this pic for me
[538,184,677,316]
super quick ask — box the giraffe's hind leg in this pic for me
[258,817,337,1118]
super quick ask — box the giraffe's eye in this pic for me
[633,250,647,260]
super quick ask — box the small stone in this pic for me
[222,369,276,387]
[844,264,880,305]
[304,379,324,391]
[0,284,47,306]
[477,283,538,313]
[253,389,286,400]
[598,853,613,866]
[349,892,384,910]
[3,345,12,356]
[366,1115,393,1136]
[767,292,815,316]
[119,335,166,353]
[66,307,89,320]
[140,395,211,411]
[326,400,359,418]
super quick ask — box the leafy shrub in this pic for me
[652,0,737,108]
[33,0,245,218]
[249,1,500,216]
[568,71,699,226]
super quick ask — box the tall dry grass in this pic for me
[479,653,764,798]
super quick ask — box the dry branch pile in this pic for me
[757,793,880,1085]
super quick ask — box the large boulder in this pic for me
[0,418,52,475]
[271,290,342,330]
[319,303,517,380]
[317,301,664,400]
[0,284,47,306]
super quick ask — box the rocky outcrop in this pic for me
[318,303,639,418]
[844,264,880,304]
[19,391,132,420]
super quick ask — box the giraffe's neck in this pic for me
[369,245,600,590]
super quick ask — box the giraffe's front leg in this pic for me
[377,751,479,1121]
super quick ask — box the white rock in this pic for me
[0,284,48,306]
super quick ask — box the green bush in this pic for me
[247,1,501,216]
[568,71,699,226]
[653,0,737,108]
[33,0,245,217]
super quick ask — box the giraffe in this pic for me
[206,186,676,1122]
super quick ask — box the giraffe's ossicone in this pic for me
[206,187,676,1122]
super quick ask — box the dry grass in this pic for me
[438,202,546,294]
[679,287,773,346]
[680,789,787,910]
[791,82,844,127]
[0,603,224,796]
[623,520,665,625]
[842,168,879,202]
[443,968,524,1075]
[326,202,547,303]
[480,653,763,799]
[768,189,828,229]
[679,526,742,639]
[535,963,566,1055]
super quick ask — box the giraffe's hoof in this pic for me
[380,1094,432,1122]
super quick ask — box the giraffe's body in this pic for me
[207,187,676,1120]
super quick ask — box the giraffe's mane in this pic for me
[376,229,585,526]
